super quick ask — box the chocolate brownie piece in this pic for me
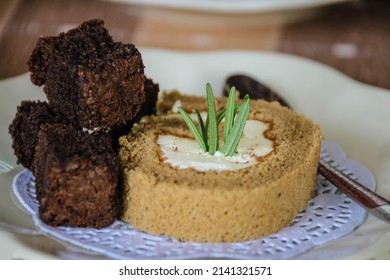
[34,123,121,228]
[27,19,145,131]
[140,77,159,117]
[110,77,159,149]
[8,100,64,172]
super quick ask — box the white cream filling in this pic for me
[171,99,182,113]
[157,120,274,172]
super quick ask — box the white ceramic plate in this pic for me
[1,49,390,259]
[106,0,355,13]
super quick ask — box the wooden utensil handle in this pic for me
[318,158,390,222]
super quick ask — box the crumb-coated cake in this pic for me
[34,123,121,228]
[27,19,145,131]
[8,100,65,172]
[119,91,322,242]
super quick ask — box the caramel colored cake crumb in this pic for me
[119,92,322,242]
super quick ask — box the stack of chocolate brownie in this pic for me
[8,19,159,228]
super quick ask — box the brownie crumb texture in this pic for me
[8,100,65,172]
[34,123,121,228]
[27,19,146,131]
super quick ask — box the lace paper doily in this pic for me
[13,140,375,259]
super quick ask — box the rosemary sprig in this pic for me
[223,86,236,144]
[216,105,239,125]
[221,95,251,156]
[194,108,207,146]
[178,83,251,157]
[178,107,207,152]
[206,83,219,155]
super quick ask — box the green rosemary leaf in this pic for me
[205,111,209,135]
[194,108,207,148]
[223,86,236,144]
[217,108,226,125]
[178,83,251,157]
[217,105,240,125]
[178,107,207,152]
[206,83,218,155]
[221,95,251,156]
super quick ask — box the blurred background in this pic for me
[0,0,389,89]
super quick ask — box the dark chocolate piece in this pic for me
[224,74,290,108]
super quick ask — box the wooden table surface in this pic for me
[0,0,389,89]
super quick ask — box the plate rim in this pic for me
[105,0,356,13]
